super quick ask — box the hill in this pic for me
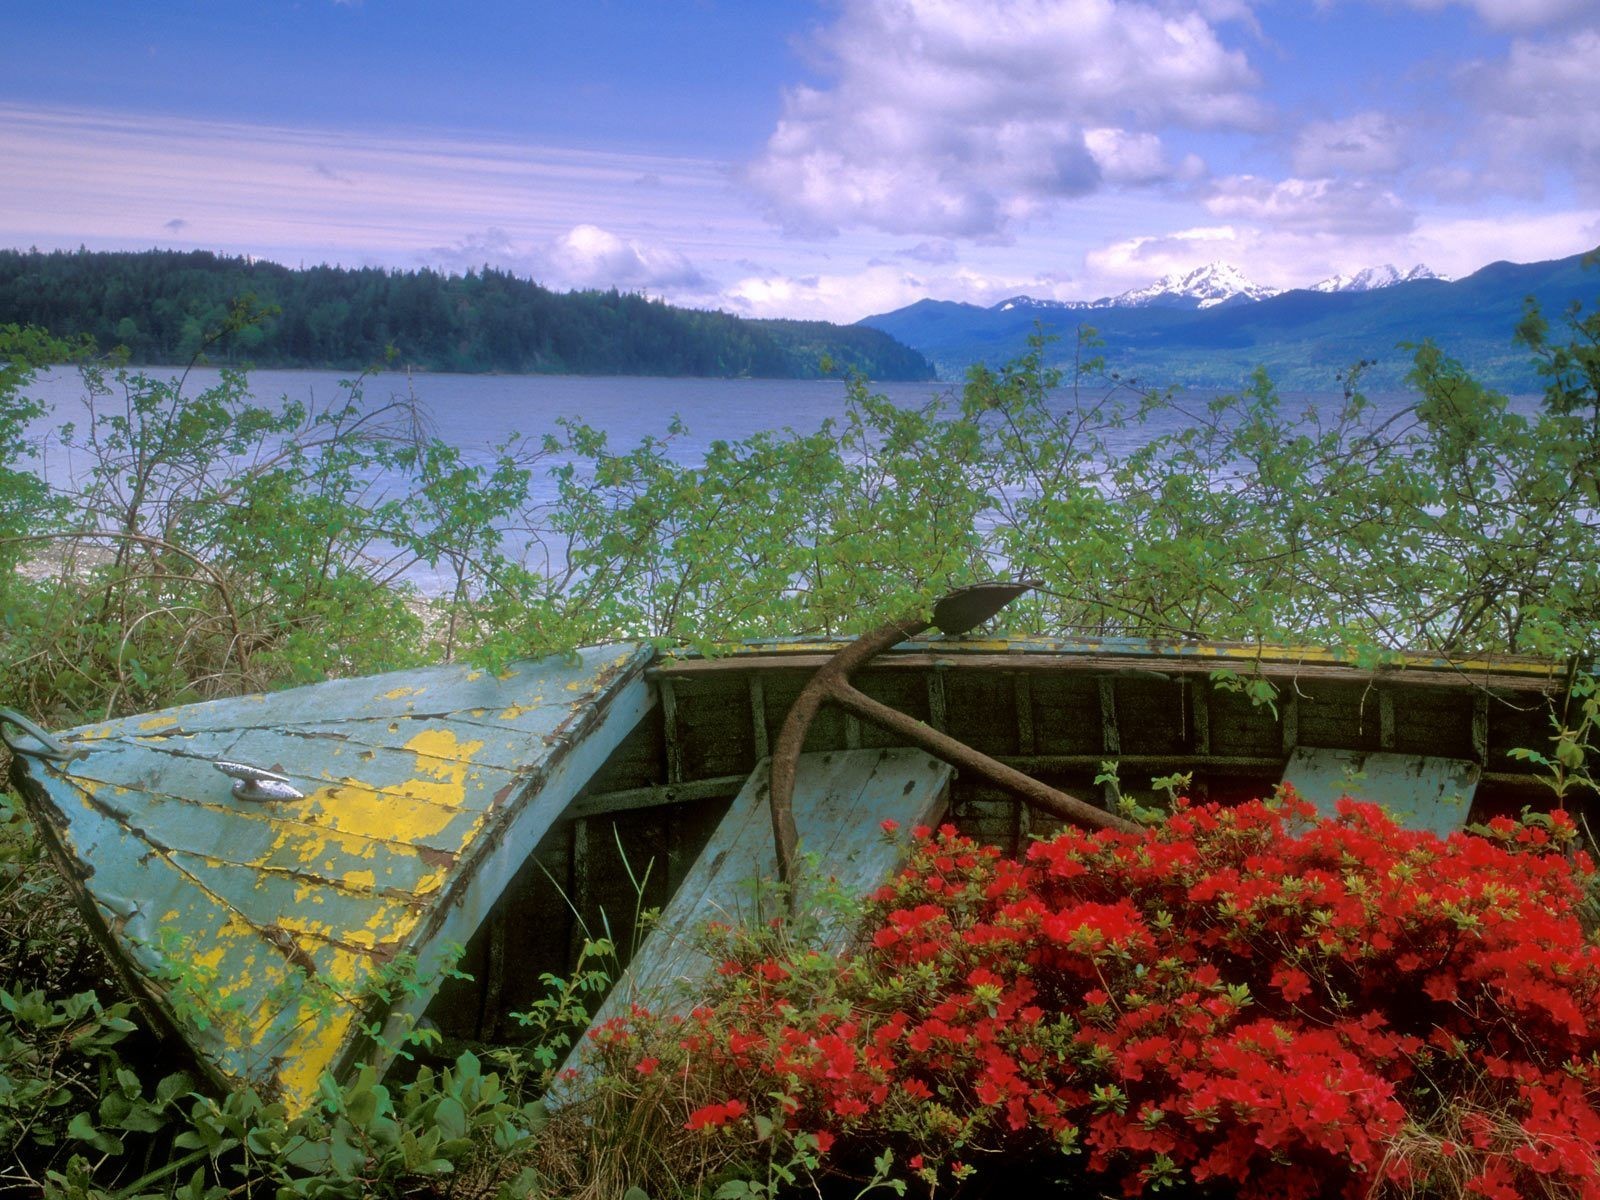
[0,248,936,381]
[861,249,1600,390]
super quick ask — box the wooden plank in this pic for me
[1379,691,1396,751]
[927,673,949,732]
[1191,679,1211,755]
[1099,677,1120,807]
[1282,748,1480,836]
[1011,674,1036,855]
[1004,753,1283,771]
[566,749,951,1074]
[567,818,590,967]
[658,679,684,785]
[577,758,1292,821]
[748,677,770,762]
[1011,800,1031,857]
[482,910,508,1041]
[652,645,1561,692]
[1472,691,1490,764]
[1014,676,1036,755]
[1099,678,1121,754]
[1282,692,1299,755]
[565,773,746,819]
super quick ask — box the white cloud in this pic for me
[544,224,707,290]
[1463,29,1600,195]
[423,224,711,293]
[1084,225,1253,288]
[1204,175,1415,235]
[1404,209,1600,277]
[745,0,1266,238]
[425,226,519,273]
[1085,129,1184,185]
[1082,207,1599,294]
[724,261,1083,321]
[1292,112,1409,177]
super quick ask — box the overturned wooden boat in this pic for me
[5,594,1584,1112]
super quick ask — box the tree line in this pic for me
[0,248,935,380]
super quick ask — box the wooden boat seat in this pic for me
[1281,747,1481,836]
[563,748,951,1076]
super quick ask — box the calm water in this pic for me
[18,366,1542,589]
[21,368,979,588]
[24,368,965,499]
[25,364,1480,481]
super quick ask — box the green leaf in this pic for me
[432,1095,467,1141]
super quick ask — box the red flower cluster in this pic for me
[686,1097,748,1130]
[672,795,1600,1198]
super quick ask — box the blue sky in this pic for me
[4,0,1598,322]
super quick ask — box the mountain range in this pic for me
[992,260,1441,316]
[861,251,1595,390]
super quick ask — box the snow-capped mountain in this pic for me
[1309,263,1444,293]
[991,262,1277,314]
[992,294,1091,313]
[989,261,1445,315]
[1103,262,1279,310]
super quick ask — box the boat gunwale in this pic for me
[649,635,1566,692]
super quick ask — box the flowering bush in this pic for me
[661,792,1600,1198]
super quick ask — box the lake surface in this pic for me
[24,367,963,496]
[27,363,1507,477]
[19,365,1544,590]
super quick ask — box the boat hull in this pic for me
[11,635,1576,1107]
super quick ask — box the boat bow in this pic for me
[9,644,655,1112]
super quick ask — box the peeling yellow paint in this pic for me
[216,967,255,1002]
[276,1005,359,1111]
[292,728,487,848]
[272,912,339,943]
[497,703,537,720]
[138,714,179,732]
[313,944,367,997]
[414,865,450,896]
[339,899,414,946]
[383,685,422,700]
[264,826,383,880]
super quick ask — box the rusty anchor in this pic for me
[767,582,1136,888]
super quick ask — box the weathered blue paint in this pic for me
[1282,747,1481,836]
[563,748,951,1081]
[12,644,655,1112]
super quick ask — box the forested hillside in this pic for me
[0,248,935,380]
